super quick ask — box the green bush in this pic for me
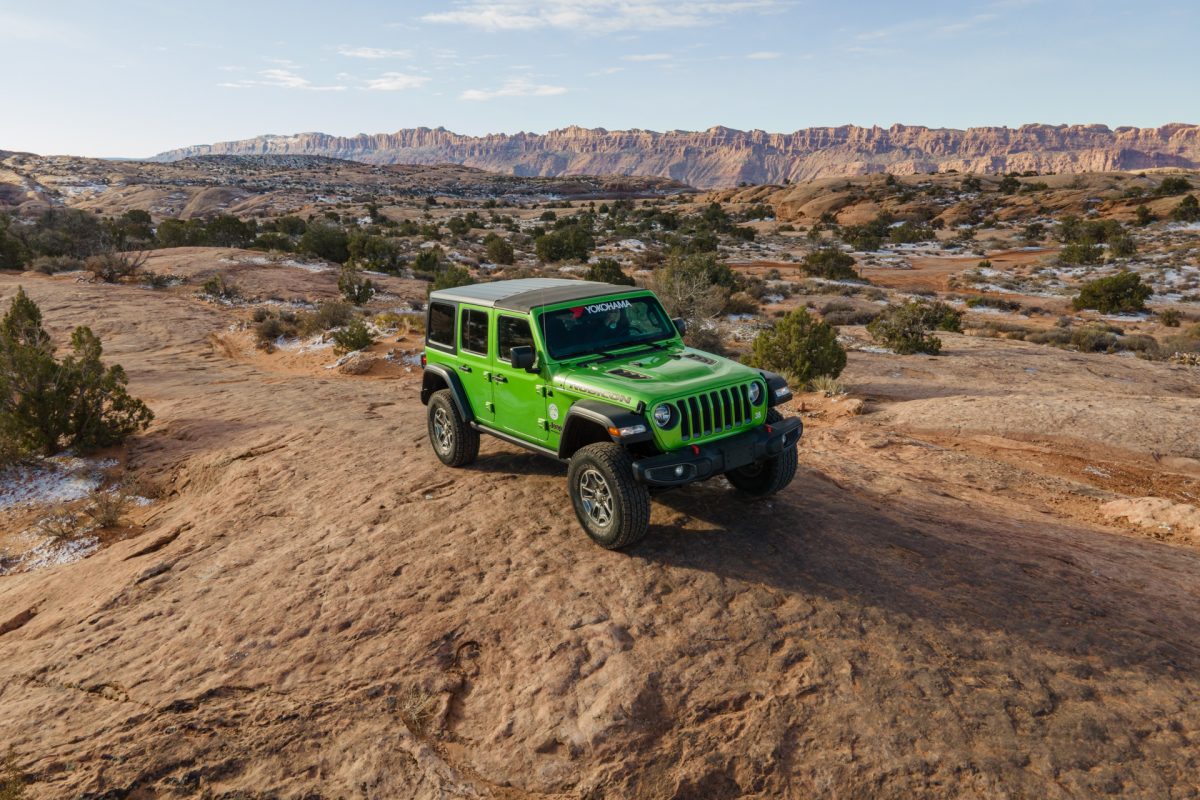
[1072,271,1152,313]
[585,258,634,286]
[801,249,859,280]
[1172,194,1200,223]
[1135,205,1155,227]
[1155,176,1192,196]
[1160,309,1182,328]
[298,301,353,336]
[748,307,846,383]
[484,234,515,265]
[0,288,153,455]
[332,317,376,354]
[299,223,350,263]
[200,274,240,301]
[338,264,376,305]
[1070,325,1119,353]
[428,265,474,295]
[867,299,959,354]
[1059,242,1103,265]
[534,224,593,262]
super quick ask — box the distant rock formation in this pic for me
[151,124,1200,188]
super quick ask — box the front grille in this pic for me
[675,384,754,441]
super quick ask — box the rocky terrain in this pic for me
[1,163,1199,797]
[150,123,1200,187]
[0,151,690,220]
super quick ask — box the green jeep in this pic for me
[421,278,802,548]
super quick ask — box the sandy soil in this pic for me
[2,266,1200,798]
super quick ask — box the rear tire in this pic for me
[427,389,479,467]
[725,409,797,497]
[568,443,650,549]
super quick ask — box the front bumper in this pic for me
[632,416,803,487]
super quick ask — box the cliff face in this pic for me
[151,123,1200,188]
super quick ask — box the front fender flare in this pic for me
[558,399,652,458]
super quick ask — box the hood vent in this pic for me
[608,368,651,380]
[684,352,717,366]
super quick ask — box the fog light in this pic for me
[674,465,685,477]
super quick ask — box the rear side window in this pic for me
[461,308,489,355]
[428,302,455,348]
[497,315,534,361]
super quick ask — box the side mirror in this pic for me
[510,346,537,372]
[672,317,687,336]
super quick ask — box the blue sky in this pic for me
[1,1,1196,157]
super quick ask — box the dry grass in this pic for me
[398,688,440,735]
[0,750,26,800]
[809,374,846,396]
[85,488,130,529]
[39,505,87,542]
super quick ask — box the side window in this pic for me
[497,315,534,362]
[428,302,455,348]
[461,308,489,355]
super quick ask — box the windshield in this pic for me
[539,295,676,359]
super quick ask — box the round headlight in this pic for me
[652,403,673,428]
[748,382,763,404]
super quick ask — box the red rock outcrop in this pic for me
[151,123,1200,187]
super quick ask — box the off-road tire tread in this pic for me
[726,408,798,497]
[428,389,479,467]
[569,442,651,549]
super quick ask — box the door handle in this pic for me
[492,375,508,383]
[459,364,472,372]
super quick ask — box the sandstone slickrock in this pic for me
[151,123,1200,187]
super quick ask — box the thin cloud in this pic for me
[364,72,430,91]
[338,46,413,59]
[623,53,671,62]
[746,51,781,60]
[587,66,626,76]
[460,77,567,101]
[423,1,785,34]
[219,67,347,91]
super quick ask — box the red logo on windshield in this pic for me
[570,306,584,319]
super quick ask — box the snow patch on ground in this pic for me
[0,533,100,576]
[0,456,116,511]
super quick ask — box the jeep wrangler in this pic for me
[421,278,802,548]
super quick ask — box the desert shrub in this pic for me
[585,258,634,286]
[1025,328,1073,346]
[651,253,732,330]
[0,421,27,471]
[299,223,350,263]
[1160,309,1182,327]
[298,301,353,336]
[1072,271,1152,313]
[747,307,846,383]
[535,224,594,263]
[723,292,760,315]
[86,251,147,283]
[204,215,256,248]
[39,505,87,542]
[0,289,153,455]
[250,232,294,252]
[200,274,240,301]
[1135,205,1155,227]
[428,265,475,295]
[85,487,130,528]
[338,264,376,305]
[801,249,859,280]
[888,221,934,244]
[446,216,470,236]
[809,374,845,396]
[22,208,109,260]
[819,300,878,326]
[1059,242,1103,265]
[966,296,1022,312]
[1070,325,1119,353]
[0,216,27,271]
[1172,194,1200,223]
[156,217,209,248]
[412,247,443,277]
[867,299,959,354]
[253,310,300,347]
[1155,176,1193,196]
[484,233,515,265]
[332,317,376,354]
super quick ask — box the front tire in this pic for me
[726,409,798,497]
[568,443,650,549]
[427,389,479,467]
